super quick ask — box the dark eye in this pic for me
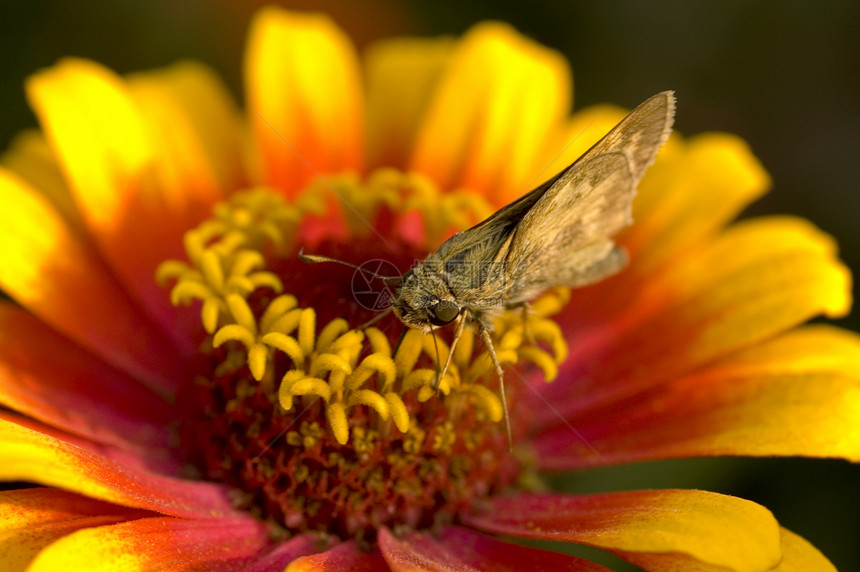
[429,299,460,326]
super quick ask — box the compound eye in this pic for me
[429,299,460,326]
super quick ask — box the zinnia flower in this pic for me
[0,6,855,570]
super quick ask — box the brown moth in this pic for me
[303,91,675,443]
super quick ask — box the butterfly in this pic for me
[302,91,675,445]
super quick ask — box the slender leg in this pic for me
[433,313,466,391]
[480,328,513,451]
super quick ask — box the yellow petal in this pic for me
[626,132,772,272]
[0,129,82,232]
[0,417,239,518]
[535,104,627,188]
[0,488,145,572]
[0,171,183,393]
[465,490,781,572]
[546,216,851,437]
[27,516,271,571]
[127,61,243,203]
[25,58,213,335]
[707,324,860,380]
[773,528,837,572]
[365,36,455,169]
[410,22,571,203]
[244,6,363,194]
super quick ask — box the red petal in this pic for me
[379,526,612,571]
[0,487,150,570]
[27,516,271,571]
[0,416,241,519]
[244,535,324,572]
[462,491,781,572]
[0,305,173,452]
[0,174,186,395]
[287,539,388,571]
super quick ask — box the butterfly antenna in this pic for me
[299,249,402,283]
[480,328,513,452]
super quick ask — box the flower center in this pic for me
[157,170,569,540]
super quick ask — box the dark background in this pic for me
[2,1,858,569]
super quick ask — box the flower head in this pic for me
[0,6,855,570]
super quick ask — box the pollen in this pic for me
[161,172,569,538]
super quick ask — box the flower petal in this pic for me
[128,60,245,193]
[25,57,216,351]
[244,535,325,572]
[409,22,571,203]
[27,516,272,571]
[536,325,860,468]
[379,526,612,571]
[462,491,781,572]
[0,417,240,519]
[0,172,185,395]
[0,304,174,456]
[537,371,860,468]
[1,129,83,232]
[774,528,837,572]
[245,6,363,194]
[538,216,851,425]
[365,36,455,169]
[625,133,772,272]
[0,488,150,572]
[286,539,388,571]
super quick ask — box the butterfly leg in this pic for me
[480,327,513,451]
[433,313,466,391]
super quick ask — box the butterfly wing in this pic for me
[501,91,675,301]
[421,91,674,308]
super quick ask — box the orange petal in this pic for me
[463,490,781,572]
[541,216,851,421]
[25,58,215,345]
[409,22,571,203]
[536,365,860,469]
[0,173,185,395]
[365,36,455,170]
[774,528,837,572]
[27,516,271,571]
[0,488,149,572]
[245,6,363,194]
[379,526,613,571]
[0,304,174,453]
[0,417,240,519]
[537,325,860,468]
[1,129,83,232]
[287,539,388,571]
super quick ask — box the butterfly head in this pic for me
[393,267,462,332]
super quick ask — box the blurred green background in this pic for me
[2,1,858,569]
